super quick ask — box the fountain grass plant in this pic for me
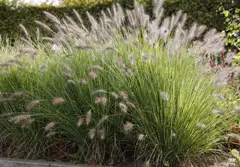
[0,0,237,166]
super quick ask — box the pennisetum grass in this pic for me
[0,0,237,166]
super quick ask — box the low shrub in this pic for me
[0,0,236,166]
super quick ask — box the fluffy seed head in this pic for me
[9,114,31,124]
[86,110,92,126]
[27,100,40,112]
[52,97,65,105]
[123,121,133,132]
[46,131,56,137]
[88,65,103,71]
[111,92,119,99]
[95,96,107,105]
[119,102,128,113]
[197,122,206,129]
[98,129,105,140]
[160,92,169,101]
[9,91,27,99]
[100,96,107,105]
[44,122,56,131]
[138,134,144,141]
[126,101,136,108]
[77,117,85,127]
[78,78,87,84]
[119,91,128,100]
[89,71,97,79]
[212,109,224,115]
[144,160,151,167]
[89,128,95,139]
[233,106,240,114]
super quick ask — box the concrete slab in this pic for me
[0,158,110,167]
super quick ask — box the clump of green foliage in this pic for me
[0,0,236,166]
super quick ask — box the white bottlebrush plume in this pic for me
[89,71,97,79]
[44,122,56,131]
[212,109,224,115]
[88,65,103,71]
[89,128,95,139]
[197,122,206,129]
[19,24,29,38]
[52,97,65,105]
[19,0,225,67]
[98,129,105,140]
[123,121,133,132]
[77,117,85,127]
[9,114,31,124]
[119,102,128,113]
[43,11,61,25]
[138,134,145,141]
[86,110,92,126]
[26,100,40,112]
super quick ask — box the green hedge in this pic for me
[0,0,238,43]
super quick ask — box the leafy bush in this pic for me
[219,6,240,51]
[0,0,235,166]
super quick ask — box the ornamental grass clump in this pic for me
[0,0,235,166]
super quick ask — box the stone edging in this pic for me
[0,158,111,167]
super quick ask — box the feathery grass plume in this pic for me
[52,44,61,53]
[197,122,206,129]
[46,131,56,137]
[93,89,107,94]
[227,133,240,140]
[98,129,105,140]
[123,68,134,77]
[100,96,107,105]
[21,119,34,127]
[67,80,76,85]
[144,160,151,167]
[110,92,119,99]
[126,101,136,108]
[96,115,109,128]
[73,9,88,32]
[119,102,128,113]
[86,110,92,126]
[77,117,85,127]
[119,91,128,100]
[88,65,103,71]
[52,97,65,105]
[89,71,97,79]
[7,59,26,67]
[44,122,56,131]
[9,114,31,124]
[160,92,169,101]
[9,91,27,99]
[0,62,11,67]
[138,134,145,141]
[19,24,29,38]
[63,71,73,78]
[233,107,240,114]
[123,121,133,132]
[213,93,225,100]
[89,128,95,139]
[19,47,36,56]
[129,52,135,65]
[78,78,87,84]
[26,100,40,112]
[212,109,224,115]
[43,11,61,25]
[35,20,54,33]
